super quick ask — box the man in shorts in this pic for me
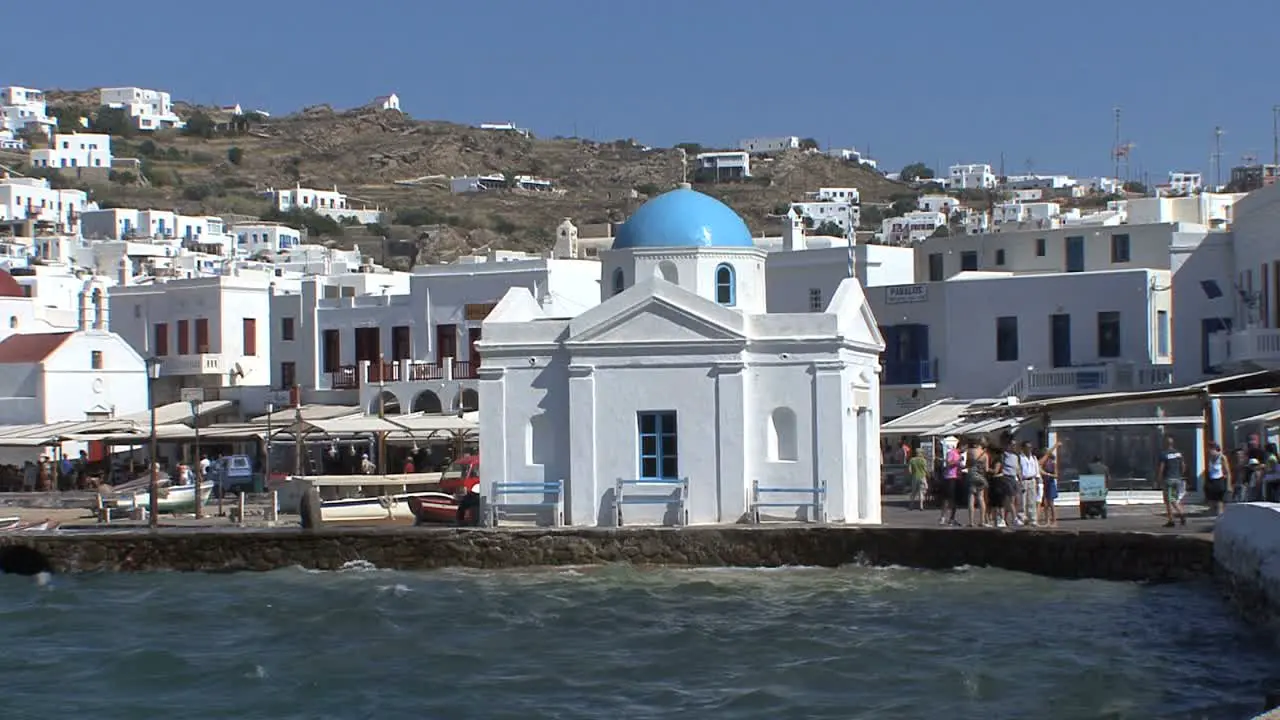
[1157,436,1187,527]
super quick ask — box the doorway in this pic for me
[1051,314,1072,368]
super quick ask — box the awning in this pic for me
[288,411,479,437]
[79,423,274,444]
[1234,408,1280,427]
[881,398,1009,436]
[0,419,138,446]
[248,404,360,425]
[965,370,1280,419]
[117,400,236,426]
[943,416,1025,436]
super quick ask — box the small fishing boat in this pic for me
[107,482,214,514]
[407,492,466,525]
[0,518,60,532]
[317,492,426,524]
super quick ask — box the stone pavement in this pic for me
[881,495,1217,535]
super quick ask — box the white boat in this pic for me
[318,492,427,524]
[109,482,214,514]
[0,518,59,532]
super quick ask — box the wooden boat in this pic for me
[0,518,60,532]
[407,492,465,525]
[318,492,427,524]
[107,482,214,514]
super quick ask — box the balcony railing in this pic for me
[1210,327,1280,369]
[325,357,476,390]
[882,358,938,386]
[1000,361,1176,400]
[159,353,224,375]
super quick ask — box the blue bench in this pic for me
[487,480,564,527]
[750,480,826,523]
[615,477,689,527]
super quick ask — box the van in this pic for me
[211,454,256,496]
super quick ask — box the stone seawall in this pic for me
[0,526,1213,580]
[1215,503,1280,623]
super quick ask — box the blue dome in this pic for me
[612,187,753,250]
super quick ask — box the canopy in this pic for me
[287,411,478,437]
[0,419,138,447]
[117,400,235,426]
[1234,408,1280,427]
[83,423,275,444]
[881,398,1011,437]
[248,404,360,425]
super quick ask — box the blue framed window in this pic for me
[611,267,625,296]
[638,411,678,480]
[714,263,735,305]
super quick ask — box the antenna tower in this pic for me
[1212,126,1225,190]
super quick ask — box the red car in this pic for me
[438,455,479,495]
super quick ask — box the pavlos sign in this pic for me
[886,285,928,304]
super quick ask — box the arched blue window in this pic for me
[611,267,625,296]
[714,263,735,306]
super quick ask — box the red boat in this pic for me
[408,492,468,525]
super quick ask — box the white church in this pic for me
[477,185,886,526]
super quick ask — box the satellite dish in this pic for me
[233,362,245,378]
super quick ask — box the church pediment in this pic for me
[569,296,743,345]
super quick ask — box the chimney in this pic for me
[77,286,91,331]
[93,287,107,331]
[117,257,130,287]
[782,208,804,252]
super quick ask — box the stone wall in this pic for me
[1214,503,1280,623]
[0,526,1213,580]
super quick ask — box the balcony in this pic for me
[882,359,938,387]
[1001,361,1175,400]
[159,353,224,376]
[1208,328,1280,371]
[326,357,475,390]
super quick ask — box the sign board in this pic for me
[180,388,206,403]
[885,285,928,305]
[464,302,498,322]
[1077,474,1107,502]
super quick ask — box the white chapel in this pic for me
[477,185,886,526]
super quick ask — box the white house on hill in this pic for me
[478,186,885,527]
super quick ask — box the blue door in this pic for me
[1065,236,1084,272]
[1051,314,1071,368]
[638,412,678,480]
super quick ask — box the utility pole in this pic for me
[1272,105,1279,167]
[1113,107,1121,183]
[1213,126,1224,190]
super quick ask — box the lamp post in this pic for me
[146,358,161,528]
[265,401,274,493]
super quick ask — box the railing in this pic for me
[881,358,938,386]
[326,357,471,389]
[1000,361,1176,400]
[159,353,224,375]
[1212,328,1280,368]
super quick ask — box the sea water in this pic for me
[0,564,1273,719]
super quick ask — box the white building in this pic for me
[948,163,997,190]
[0,86,56,137]
[881,211,947,245]
[449,174,553,194]
[29,133,112,170]
[1003,174,1076,191]
[992,201,1061,228]
[271,185,384,224]
[232,223,302,256]
[270,254,601,413]
[109,275,275,403]
[0,278,147,427]
[790,190,860,236]
[1205,184,1280,372]
[0,176,88,234]
[478,186,885,527]
[99,87,184,131]
[917,194,958,215]
[739,136,800,155]
[695,151,751,181]
[370,93,400,111]
[871,269,1174,416]
[1161,171,1203,197]
[825,148,877,168]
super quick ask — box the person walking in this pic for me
[1203,442,1232,517]
[1039,442,1061,527]
[1018,442,1042,527]
[965,440,989,527]
[1157,436,1187,527]
[938,441,963,526]
[907,447,929,511]
[992,442,1020,528]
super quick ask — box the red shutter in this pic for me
[195,318,209,353]
[176,320,189,355]
[243,318,257,356]
[154,323,168,356]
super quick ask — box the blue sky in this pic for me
[12,0,1278,181]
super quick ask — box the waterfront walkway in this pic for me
[0,492,1219,535]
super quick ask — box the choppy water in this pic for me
[0,564,1273,719]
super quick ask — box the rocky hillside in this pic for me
[37,91,910,263]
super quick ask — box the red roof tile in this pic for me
[0,270,24,299]
[0,332,73,363]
